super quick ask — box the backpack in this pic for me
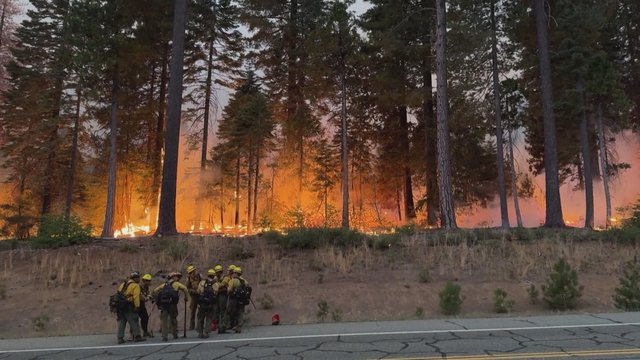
[156,281,179,309]
[234,279,252,306]
[198,279,216,308]
[109,281,131,313]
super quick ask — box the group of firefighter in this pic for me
[115,264,250,344]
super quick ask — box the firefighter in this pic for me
[185,265,202,331]
[116,271,147,344]
[217,264,235,333]
[196,269,218,338]
[152,272,190,342]
[227,267,250,333]
[139,273,153,337]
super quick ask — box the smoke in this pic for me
[458,131,640,228]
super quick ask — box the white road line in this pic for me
[2,322,640,354]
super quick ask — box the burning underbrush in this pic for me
[0,228,639,338]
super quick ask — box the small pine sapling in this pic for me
[542,258,583,311]
[613,259,640,311]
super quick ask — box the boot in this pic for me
[143,331,154,338]
[162,337,168,342]
[134,336,147,342]
[203,333,209,339]
[173,333,178,340]
[117,338,125,345]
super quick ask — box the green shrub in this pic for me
[32,215,92,248]
[439,282,463,315]
[527,284,539,304]
[623,199,640,229]
[418,269,431,283]
[415,307,424,318]
[119,243,138,254]
[257,293,274,310]
[157,237,190,261]
[0,282,6,299]
[542,258,583,311]
[228,244,255,260]
[494,288,514,313]
[317,300,329,321]
[32,315,50,332]
[613,259,640,311]
[331,309,343,322]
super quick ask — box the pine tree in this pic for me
[542,258,583,311]
[613,259,640,311]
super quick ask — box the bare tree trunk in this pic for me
[247,144,253,232]
[156,0,187,236]
[491,0,509,229]
[399,106,416,221]
[149,44,169,229]
[508,129,523,227]
[534,0,564,227]
[340,51,349,229]
[435,0,457,229]
[0,0,6,49]
[64,88,81,219]
[577,78,594,229]
[101,75,119,238]
[193,41,215,231]
[253,145,260,226]
[234,154,240,226]
[596,103,612,228]
[423,43,438,227]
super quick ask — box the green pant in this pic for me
[160,304,178,339]
[117,309,141,340]
[227,298,245,331]
[196,305,216,336]
[189,294,199,330]
[217,293,228,331]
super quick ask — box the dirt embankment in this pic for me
[0,233,635,339]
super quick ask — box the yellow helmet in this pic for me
[214,265,223,272]
[187,265,196,273]
[228,264,236,271]
[142,274,152,281]
[207,269,216,276]
[233,267,242,275]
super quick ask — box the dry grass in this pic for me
[0,232,637,338]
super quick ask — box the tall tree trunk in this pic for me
[0,0,7,49]
[423,39,438,227]
[253,144,260,226]
[201,40,214,169]
[247,144,254,232]
[435,0,457,229]
[340,52,349,229]
[156,0,187,236]
[194,41,215,231]
[149,43,169,229]
[596,103,612,228]
[101,74,119,238]
[508,129,524,227]
[64,88,81,219]
[234,154,240,226]
[491,0,510,229]
[534,0,564,227]
[146,61,156,162]
[399,106,416,221]
[577,78,594,229]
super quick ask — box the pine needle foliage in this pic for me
[613,259,640,311]
[542,258,583,311]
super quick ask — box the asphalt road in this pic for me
[2,313,640,359]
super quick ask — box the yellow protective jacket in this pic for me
[186,273,202,296]
[118,280,141,309]
[152,280,191,302]
[218,274,232,294]
[227,276,249,297]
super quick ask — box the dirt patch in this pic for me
[0,234,636,339]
